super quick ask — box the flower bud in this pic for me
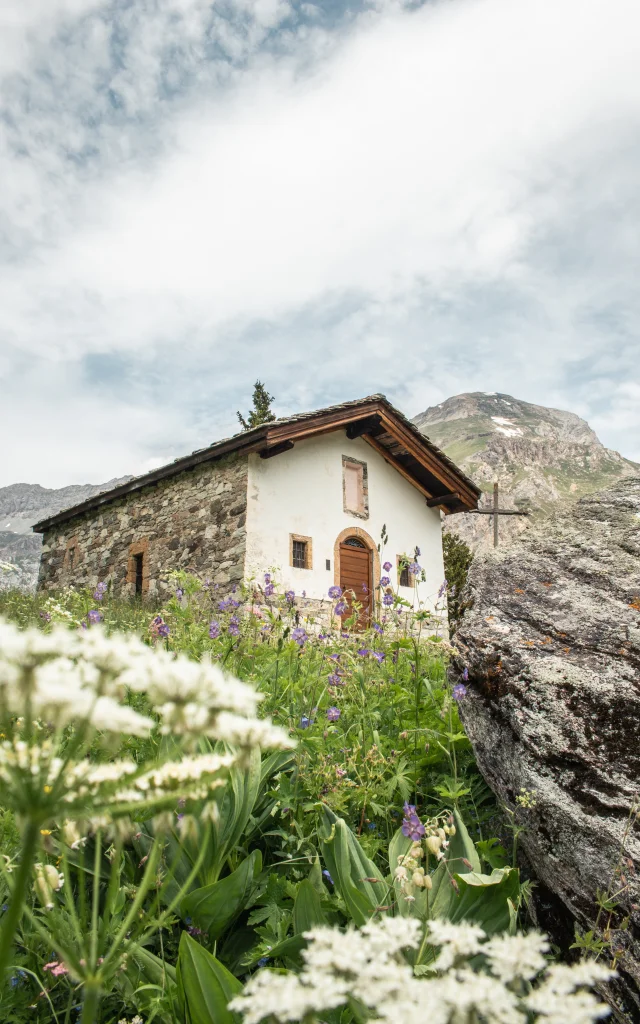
[437,828,447,843]
[409,843,424,860]
[412,869,425,888]
[394,865,408,882]
[425,835,441,856]
[423,873,433,890]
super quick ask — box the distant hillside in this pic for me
[413,392,639,549]
[0,478,132,591]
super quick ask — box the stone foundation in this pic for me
[37,455,248,598]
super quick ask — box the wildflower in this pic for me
[357,648,370,657]
[285,590,295,604]
[401,803,425,841]
[328,672,344,687]
[257,957,270,968]
[438,579,448,599]
[379,576,390,587]
[334,602,347,616]
[453,683,467,701]
[209,620,221,639]
[383,561,393,572]
[322,869,334,885]
[264,573,271,584]
[371,651,385,664]
[219,597,240,612]
[326,707,341,722]
[228,617,241,637]
[328,585,343,599]
[43,961,69,977]
[299,716,311,729]
[335,767,347,778]
[87,609,103,625]
[265,583,275,596]
[462,667,469,681]
[39,610,52,622]
[291,627,308,647]
[34,863,64,909]
[382,593,394,607]
[409,561,422,576]
[93,582,107,602]
[373,622,384,635]
[150,615,170,639]
[175,588,184,599]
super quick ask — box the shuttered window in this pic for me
[342,457,369,518]
[292,540,307,569]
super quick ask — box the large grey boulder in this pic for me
[455,477,640,1020]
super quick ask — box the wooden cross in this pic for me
[468,482,530,547]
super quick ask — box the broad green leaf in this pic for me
[293,879,326,934]
[476,838,510,871]
[449,868,520,935]
[177,932,242,1024]
[181,850,261,939]
[319,807,383,925]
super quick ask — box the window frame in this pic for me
[397,554,415,589]
[289,533,313,570]
[127,539,150,595]
[342,455,369,519]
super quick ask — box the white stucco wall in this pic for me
[244,430,446,615]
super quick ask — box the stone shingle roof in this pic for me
[33,394,480,531]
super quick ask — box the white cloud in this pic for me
[1,0,639,485]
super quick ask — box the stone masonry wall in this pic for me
[37,455,248,598]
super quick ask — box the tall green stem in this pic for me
[0,817,39,986]
[80,979,101,1024]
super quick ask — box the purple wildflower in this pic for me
[401,802,426,841]
[453,683,467,701]
[209,620,221,639]
[327,706,341,722]
[334,601,347,616]
[228,617,240,637]
[328,652,340,661]
[383,561,393,572]
[357,648,370,657]
[322,869,334,885]
[291,627,308,647]
[372,651,385,664]
[373,622,384,635]
[328,585,343,599]
[264,573,271,584]
[379,576,391,587]
[415,547,421,556]
[462,667,469,681]
[382,593,394,607]
[409,561,421,576]
[438,580,448,599]
[257,956,270,968]
[175,588,184,599]
[299,716,311,729]
[93,582,107,601]
[264,582,275,597]
[151,615,170,638]
[39,611,51,622]
[87,609,102,625]
[285,590,295,604]
[328,671,344,687]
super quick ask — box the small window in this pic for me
[398,556,411,588]
[292,540,307,569]
[342,457,369,518]
[290,534,312,570]
[68,545,77,570]
[133,553,144,595]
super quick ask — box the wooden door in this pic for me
[339,539,372,629]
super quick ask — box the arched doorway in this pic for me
[334,527,380,629]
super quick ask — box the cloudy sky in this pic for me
[2,0,639,488]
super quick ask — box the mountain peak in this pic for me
[412,392,638,549]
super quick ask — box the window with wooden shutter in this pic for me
[342,456,369,519]
[398,555,412,588]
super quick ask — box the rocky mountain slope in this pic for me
[0,478,131,591]
[413,392,639,549]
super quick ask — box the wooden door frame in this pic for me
[333,526,381,597]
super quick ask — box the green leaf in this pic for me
[293,879,326,934]
[319,807,383,926]
[177,932,242,1024]
[476,838,510,870]
[181,850,262,939]
[449,868,521,935]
